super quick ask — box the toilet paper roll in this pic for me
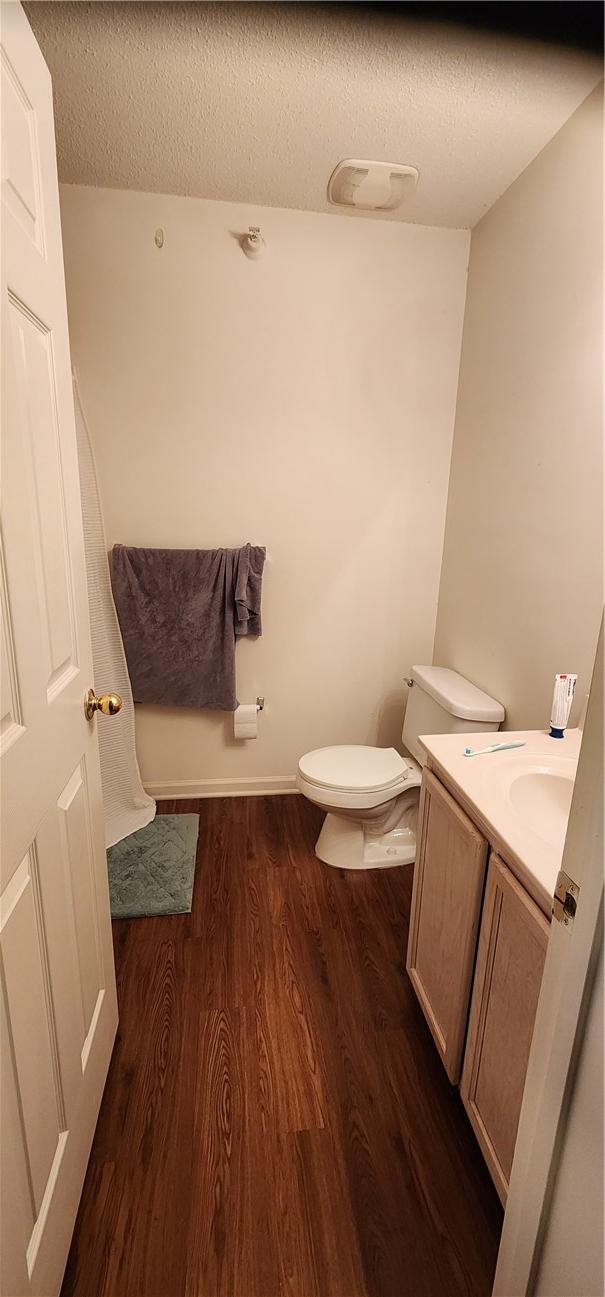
[234,703,258,739]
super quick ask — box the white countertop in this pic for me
[419,728,581,917]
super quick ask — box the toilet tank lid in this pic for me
[411,665,505,723]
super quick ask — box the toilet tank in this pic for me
[402,665,505,766]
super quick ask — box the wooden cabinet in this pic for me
[406,766,552,1202]
[406,769,488,1083]
[460,852,549,1204]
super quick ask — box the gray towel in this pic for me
[111,543,265,710]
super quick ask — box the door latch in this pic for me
[552,869,579,929]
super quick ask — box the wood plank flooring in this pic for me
[61,795,502,1297]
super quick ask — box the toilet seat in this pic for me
[297,745,422,811]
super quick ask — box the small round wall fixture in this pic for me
[241,226,265,259]
[327,159,419,212]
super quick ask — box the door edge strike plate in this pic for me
[552,869,579,929]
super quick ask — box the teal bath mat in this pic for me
[107,814,199,919]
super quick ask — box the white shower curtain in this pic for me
[74,374,156,847]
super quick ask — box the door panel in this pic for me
[1,1001,34,1297]
[35,802,85,1120]
[58,764,103,1039]
[9,295,78,696]
[1,851,64,1213]
[406,767,488,1082]
[1,38,45,251]
[1,6,118,1294]
[461,853,549,1203]
[0,543,24,752]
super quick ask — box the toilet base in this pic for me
[315,805,418,870]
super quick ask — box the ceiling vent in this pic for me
[328,159,419,212]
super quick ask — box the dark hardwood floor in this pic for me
[61,795,502,1297]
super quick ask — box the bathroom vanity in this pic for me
[406,728,580,1204]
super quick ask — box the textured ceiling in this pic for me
[26,2,603,228]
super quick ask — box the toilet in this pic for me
[297,665,505,870]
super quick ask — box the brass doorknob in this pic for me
[85,688,123,721]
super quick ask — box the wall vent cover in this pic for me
[328,159,419,212]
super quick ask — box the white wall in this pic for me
[60,185,469,792]
[434,87,603,730]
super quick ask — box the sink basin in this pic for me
[489,753,576,851]
[508,769,574,849]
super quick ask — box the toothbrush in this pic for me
[463,741,526,758]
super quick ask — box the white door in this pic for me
[493,617,603,1296]
[0,6,118,1295]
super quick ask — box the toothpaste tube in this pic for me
[549,673,578,738]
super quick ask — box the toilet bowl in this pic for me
[297,745,422,870]
[297,665,505,871]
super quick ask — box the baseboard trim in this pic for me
[144,775,299,800]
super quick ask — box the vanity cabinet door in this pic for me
[460,852,549,1204]
[406,769,488,1083]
